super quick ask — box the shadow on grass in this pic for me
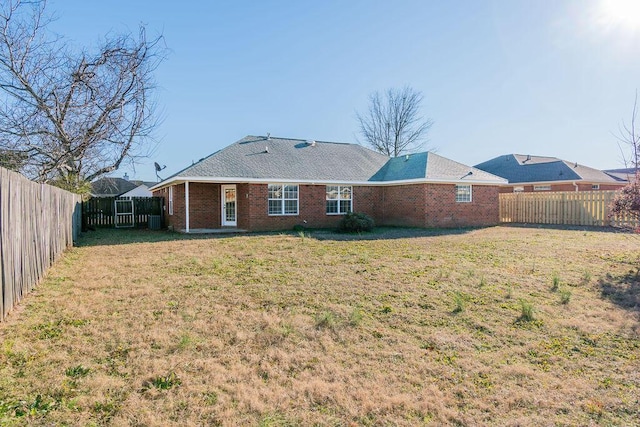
[599,269,640,312]
[76,228,229,247]
[501,223,636,234]
[76,226,480,247]
[77,223,638,247]
[310,226,476,241]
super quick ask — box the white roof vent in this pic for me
[306,140,316,147]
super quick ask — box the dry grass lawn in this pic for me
[0,225,639,426]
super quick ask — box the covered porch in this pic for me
[160,180,249,233]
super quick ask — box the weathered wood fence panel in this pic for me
[499,190,639,228]
[0,167,82,321]
[82,196,163,229]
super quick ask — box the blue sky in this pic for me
[48,0,640,181]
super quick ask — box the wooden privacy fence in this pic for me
[499,190,639,228]
[0,167,82,321]
[82,196,163,229]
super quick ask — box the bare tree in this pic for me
[0,0,164,192]
[615,91,640,172]
[609,92,640,227]
[357,86,433,157]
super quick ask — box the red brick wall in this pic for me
[155,182,501,231]
[379,184,499,228]
[154,183,222,230]
[240,184,345,231]
[380,185,426,227]
[158,183,186,231]
[423,184,499,227]
[188,183,220,229]
[353,186,383,223]
[236,183,252,230]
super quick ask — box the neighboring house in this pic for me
[474,154,626,193]
[150,135,507,232]
[604,168,638,184]
[90,175,156,198]
[119,181,157,198]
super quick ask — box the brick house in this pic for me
[90,175,156,198]
[604,168,638,184]
[474,154,626,193]
[150,135,506,232]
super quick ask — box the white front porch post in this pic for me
[185,180,190,233]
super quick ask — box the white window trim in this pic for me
[591,184,600,190]
[534,185,552,191]
[267,184,299,216]
[326,185,353,215]
[168,185,174,215]
[455,184,472,203]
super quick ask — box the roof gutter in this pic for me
[150,175,508,191]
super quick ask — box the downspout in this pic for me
[185,181,190,233]
[572,181,578,192]
[381,186,385,225]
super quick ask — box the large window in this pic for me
[455,184,472,203]
[326,185,352,214]
[268,184,298,215]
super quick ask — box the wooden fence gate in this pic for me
[82,197,164,229]
[499,190,638,228]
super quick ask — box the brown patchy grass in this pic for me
[0,225,639,426]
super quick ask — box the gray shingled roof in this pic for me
[604,168,637,183]
[158,135,506,186]
[90,177,138,197]
[474,154,621,184]
[369,152,502,182]
[171,136,389,182]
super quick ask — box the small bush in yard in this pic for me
[315,311,336,330]
[551,272,560,291]
[349,307,364,326]
[143,372,181,390]
[560,289,571,305]
[337,212,375,233]
[452,291,465,313]
[65,365,90,378]
[609,174,640,224]
[518,299,535,322]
